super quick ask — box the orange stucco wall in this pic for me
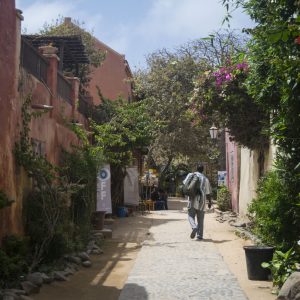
[0,3,85,241]
[0,0,24,238]
[22,71,79,165]
[88,40,133,104]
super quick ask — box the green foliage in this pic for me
[222,0,300,253]
[14,95,82,270]
[2,235,29,257]
[0,190,14,209]
[135,33,245,185]
[195,59,268,150]
[262,246,299,288]
[217,185,232,211]
[248,170,300,250]
[14,94,56,184]
[61,135,104,248]
[90,99,155,208]
[0,235,29,288]
[91,95,120,124]
[93,100,156,167]
[134,48,214,170]
[24,183,74,266]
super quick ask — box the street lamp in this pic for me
[209,124,218,139]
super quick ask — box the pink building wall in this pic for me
[225,132,240,212]
[0,5,86,241]
[88,39,133,104]
[0,0,24,238]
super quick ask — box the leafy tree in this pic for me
[193,58,268,150]
[60,124,104,250]
[179,30,249,67]
[134,30,248,184]
[134,49,212,173]
[92,100,156,208]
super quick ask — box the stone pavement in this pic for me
[119,199,248,300]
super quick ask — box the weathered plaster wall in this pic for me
[0,5,84,240]
[88,40,133,104]
[225,133,240,212]
[0,0,24,238]
[238,148,259,215]
[238,144,274,216]
[22,71,79,165]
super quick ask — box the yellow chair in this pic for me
[138,200,147,214]
[144,199,155,211]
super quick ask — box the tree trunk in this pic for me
[110,165,126,213]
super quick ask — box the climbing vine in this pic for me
[0,191,14,209]
[14,95,76,270]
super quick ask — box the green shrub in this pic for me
[248,170,299,250]
[0,235,29,288]
[262,247,299,288]
[0,190,14,209]
[217,186,231,211]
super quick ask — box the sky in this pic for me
[16,0,253,70]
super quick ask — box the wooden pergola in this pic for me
[22,35,90,75]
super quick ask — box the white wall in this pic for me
[238,141,276,216]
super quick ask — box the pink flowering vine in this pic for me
[211,61,248,87]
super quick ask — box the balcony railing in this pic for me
[20,38,48,83]
[57,72,72,104]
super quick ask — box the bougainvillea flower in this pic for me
[225,74,232,80]
[295,36,300,44]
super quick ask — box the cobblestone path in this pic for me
[119,208,248,300]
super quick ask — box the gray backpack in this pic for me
[183,173,200,197]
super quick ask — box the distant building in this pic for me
[63,17,134,105]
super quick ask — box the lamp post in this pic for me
[209,124,218,140]
[209,124,220,191]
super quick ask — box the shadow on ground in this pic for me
[32,198,186,300]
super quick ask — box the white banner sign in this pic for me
[96,164,112,213]
[124,166,139,206]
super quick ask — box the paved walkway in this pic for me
[119,200,248,300]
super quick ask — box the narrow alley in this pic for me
[1,2,299,300]
[32,198,275,300]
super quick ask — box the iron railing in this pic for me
[57,72,72,104]
[20,38,48,83]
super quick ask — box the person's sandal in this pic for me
[190,228,197,239]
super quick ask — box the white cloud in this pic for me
[16,0,103,34]
[17,1,74,33]
[105,24,130,55]
[136,0,226,41]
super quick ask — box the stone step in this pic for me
[104,218,115,225]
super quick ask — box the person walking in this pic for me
[183,164,212,240]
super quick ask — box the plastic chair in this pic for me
[138,200,147,214]
[144,199,155,211]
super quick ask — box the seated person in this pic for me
[150,186,159,202]
[158,189,168,210]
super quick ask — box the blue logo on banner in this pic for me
[99,168,110,180]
